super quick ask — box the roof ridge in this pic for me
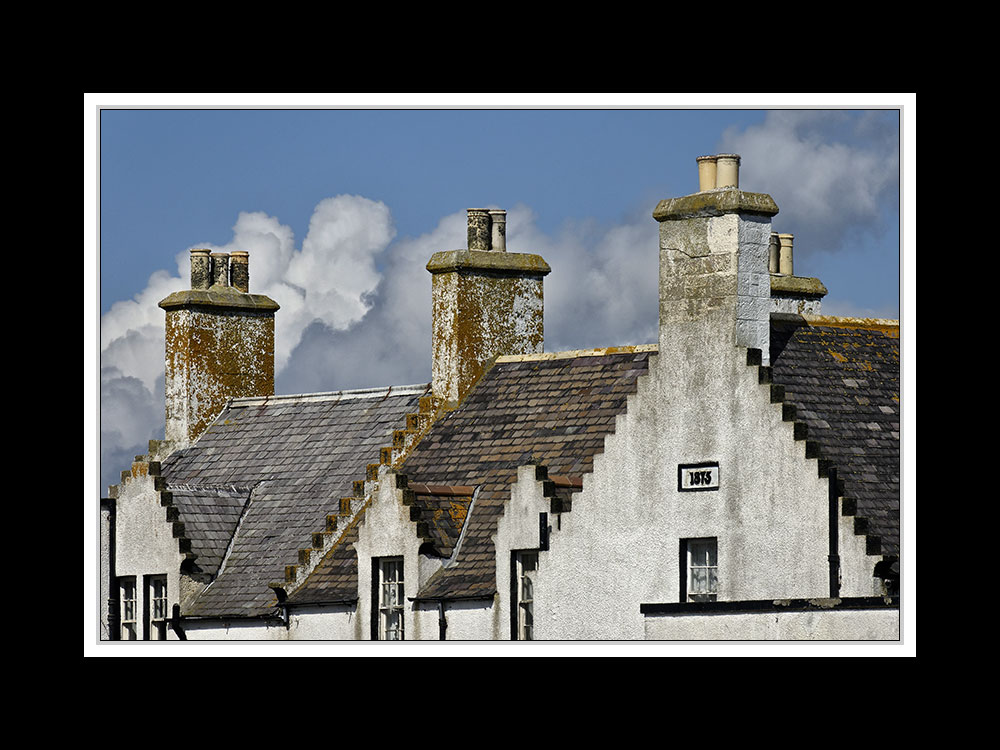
[800,314,899,333]
[229,383,432,407]
[496,344,658,363]
[166,482,254,492]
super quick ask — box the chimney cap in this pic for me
[696,155,718,162]
[653,190,779,221]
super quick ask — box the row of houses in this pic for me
[99,154,901,643]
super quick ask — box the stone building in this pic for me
[100,154,900,642]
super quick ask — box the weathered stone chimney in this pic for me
[768,232,829,315]
[158,249,279,447]
[653,154,778,363]
[427,209,550,405]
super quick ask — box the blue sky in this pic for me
[89,95,912,495]
[99,106,901,316]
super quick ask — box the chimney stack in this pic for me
[158,250,279,447]
[427,209,550,405]
[769,232,828,315]
[653,154,777,363]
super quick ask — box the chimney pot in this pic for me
[190,249,212,290]
[768,233,780,274]
[467,209,492,252]
[696,155,718,192]
[715,154,741,189]
[210,253,231,287]
[777,233,794,276]
[230,251,249,292]
[489,209,507,252]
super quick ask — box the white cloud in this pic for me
[720,110,899,258]
[99,114,899,492]
[99,195,397,491]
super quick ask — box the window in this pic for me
[683,538,718,602]
[120,577,137,640]
[147,575,168,640]
[514,551,538,640]
[376,558,405,641]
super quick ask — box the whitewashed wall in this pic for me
[644,605,899,641]
[113,467,186,641]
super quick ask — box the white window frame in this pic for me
[147,575,169,640]
[377,558,405,641]
[120,577,137,641]
[515,550,538,641]
[685,538,718,603]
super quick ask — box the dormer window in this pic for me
[376,558,405,641]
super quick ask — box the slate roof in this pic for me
[286,484,475,606]
[408,485,474,558]
[288,348,653,604]
[402,349,654,600]
[159,384,429,618]
[157,317,900,616]
[768,315,901,557]
[168,484,253,577]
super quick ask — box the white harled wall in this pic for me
[112,469,187,641]
[496,205,841,640]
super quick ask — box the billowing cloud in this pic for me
[100,366,162,487]
[719,110,899,259]
[100,113,899,493]
[99,195,397,492]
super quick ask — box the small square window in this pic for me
[683,538,718,603]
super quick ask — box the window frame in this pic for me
[119,576,137,641]
[511,550,538,641]
[374,557,405,641]
[681,537,718,603]
[146,574,169,640]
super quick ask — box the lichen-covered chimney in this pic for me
[768,232,829,315]
[653,154,778,363]
[158,249,279,447]
[427,209,550,405]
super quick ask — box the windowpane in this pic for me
[516,551,538,641]
[686,539,718,603]
[119,577,137,640]
[377,558,404,641]
[691,567,707,592]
